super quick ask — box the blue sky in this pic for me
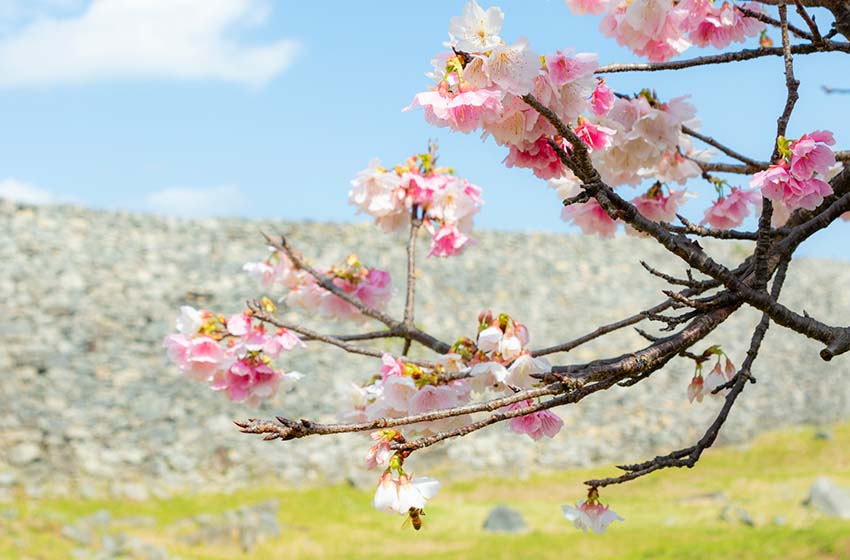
[0,0,848,258]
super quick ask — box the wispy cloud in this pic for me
[0,178,59,204]
[0,0,300,88]
[144,185,248,217]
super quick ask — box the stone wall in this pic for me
[2,200,849,499]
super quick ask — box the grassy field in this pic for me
[2,423,849,559]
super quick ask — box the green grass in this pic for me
[2,423,849,559]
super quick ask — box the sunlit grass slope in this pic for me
[2,423,849,559]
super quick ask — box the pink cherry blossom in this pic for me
[631,188,687,223]
[790,131,836,180]
[428,223,471,257]
[702,188,761,229]
[380,353,404,381]
[263,328,304,357]
[409,384,463,415]
[686,2,764,49]
[752,163,833,211]
[600,0,691,62]
[211,358,281,405]
[405,86,503,135]
[365,431,394,470]
[561,199,618,238]
[504,137,568,180]
[565,0,608,16]
[506,399,564,440]
[226,313,252,337]
[575,118,616,152]
[687,375,705,403]
[562,501,624,534]
[590,78,615,116]
[184,336,228,381]
[354,268,392,308]
[704,362,730,395]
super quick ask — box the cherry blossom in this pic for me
[366,431,396,470]
[506,399,564,440]
[562,498,624,534]
[561,199,618,239]
[448,0,504,52]
[752,131,837,211]
[575,118,616,152]
[372,471,441,515]
[565,0,608,16]
[702,187,761,230]
[688,374,706,403]
[590,78,615,116]
[164,305,302,405]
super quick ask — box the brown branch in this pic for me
[682,126,766,169]
[755,2,800,290]
[794,0,825,44]
[526,89,850,361]
[402,207,423,355]
[584,257,790,488]
[265,233,452,354]
[236,383,568,441]
[595,41,850,74]
[736,5,814,40]
[248,304,437,368]
[696,161,764,175]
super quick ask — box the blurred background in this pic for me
[1,1,849,558]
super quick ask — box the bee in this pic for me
[402,507,425,531]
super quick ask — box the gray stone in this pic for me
[482,505,527,533]
[814,430,833,440]
[61,523,94,546]
[804,477,850,519]
[8,442,42,465]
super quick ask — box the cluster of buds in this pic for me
[465,310,552,391]
[349,151,484,258]
[687,345,737,403]
[163,303,303,405]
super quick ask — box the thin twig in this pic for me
[682,126,765,169]
[595,41,850,74]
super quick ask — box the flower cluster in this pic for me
[752,131,836,212]
[562,487,624,534]
[506,399,564,440]
[163,304,303,405]
[349,152,484,257]
[554,91,704,238]
[406,1,600,179]
[687,345,736,403]
[244,251,392,322]
[567,0,765,62]
[342,353,473,436]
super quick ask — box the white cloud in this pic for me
[0,0,300,88]
[145,185,248,217]
[0,178,58,204]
